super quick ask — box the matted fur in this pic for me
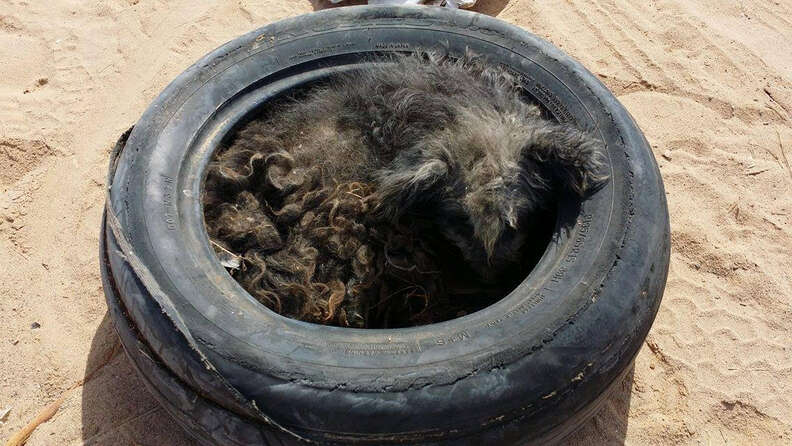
[203,51,608,327]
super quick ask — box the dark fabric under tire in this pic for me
[101,6,670,445]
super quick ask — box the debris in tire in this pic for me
[203,51,608,328]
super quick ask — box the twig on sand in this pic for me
[4,340,122,446]
[4,392,70,446]
[745,167,770,176]
[774,128,792,180]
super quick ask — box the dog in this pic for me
[204,50,607,325]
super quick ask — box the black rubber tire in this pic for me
[101,6,670,445]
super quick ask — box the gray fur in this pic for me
[209,51,608,281]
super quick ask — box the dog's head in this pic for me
[374,110,608,279]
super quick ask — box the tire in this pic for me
[101,6,670,445]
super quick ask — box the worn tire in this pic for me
[100,6,670,445]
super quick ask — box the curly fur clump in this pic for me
[205,179,448,327]
[203,51,608,328]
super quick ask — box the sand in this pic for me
[0,0,790,444]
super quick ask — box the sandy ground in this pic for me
[1,0,791,444]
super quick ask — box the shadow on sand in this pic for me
[81,312,632,445]
[80,313,193,445]
[566,365,634,445]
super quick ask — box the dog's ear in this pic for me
[373,154,451,220]
[520,122,609,196]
